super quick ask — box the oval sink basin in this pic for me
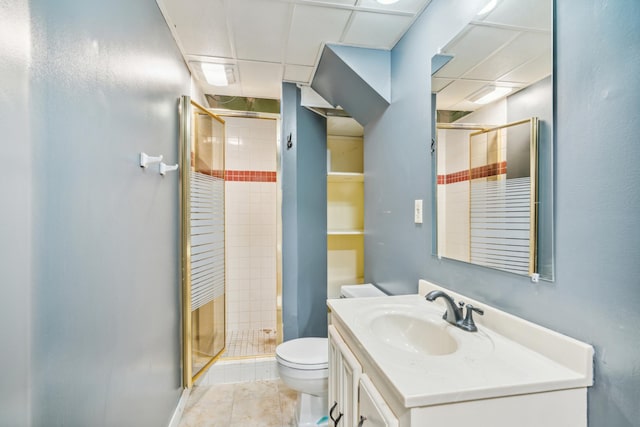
[370,313,458,356]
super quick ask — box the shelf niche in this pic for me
[327,117,365,299]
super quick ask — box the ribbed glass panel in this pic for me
[190,171,225,311]
[470,177,531,275]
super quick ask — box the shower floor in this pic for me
[222,329,277,358]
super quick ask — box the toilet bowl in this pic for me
[276,337,329,427]
[276,284,386,427]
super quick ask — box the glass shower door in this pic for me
[180,96,226,387]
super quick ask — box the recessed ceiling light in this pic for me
[200,63,236,86]
[376,0,400,5]
[467,85,513,105]
[477,0,497,15]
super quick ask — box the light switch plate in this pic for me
[414,199,423,224]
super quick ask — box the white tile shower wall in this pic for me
[225,117,277,333]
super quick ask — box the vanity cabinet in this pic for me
[329,324,401,427]
[329,325,362,427]
[328,286,594,427]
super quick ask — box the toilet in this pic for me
[276,284,386,427]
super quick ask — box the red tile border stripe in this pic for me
[225,170,276,182]
[437,161,507,185]
[195,169,276,182]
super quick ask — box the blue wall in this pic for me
[0,0,192,425]
[365,0,640,426]
[281,83,328,340]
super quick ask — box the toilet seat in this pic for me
[276,337,328,370]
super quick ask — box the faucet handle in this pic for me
[459,304,484,332]
[467,304,484,316]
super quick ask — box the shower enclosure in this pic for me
[180,98,281,386]
[180,96,227,386]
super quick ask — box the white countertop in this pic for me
[328,292,593,408]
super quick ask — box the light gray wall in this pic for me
[281,83,328,340]
[0,1,32,425]
[0,1,191,425]
[365,0,640,426]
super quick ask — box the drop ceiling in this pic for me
[157,0,432,100]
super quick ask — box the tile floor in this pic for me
[179,379,297,427]
[222,329,277,358]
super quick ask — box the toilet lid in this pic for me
[276,338,328,369]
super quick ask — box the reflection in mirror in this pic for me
[437,119,538,276]
[431,0,554,280]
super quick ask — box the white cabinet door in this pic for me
[358,374,399,427]
[329,325,362,427]
[329,326,342,425]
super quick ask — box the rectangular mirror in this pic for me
[431,0,554,280]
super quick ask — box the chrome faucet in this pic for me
[425,290,484,332]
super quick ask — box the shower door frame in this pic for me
[180,96,228,387]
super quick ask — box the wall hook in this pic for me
[159,162,179,176]
[140,152,163,168]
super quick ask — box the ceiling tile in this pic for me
[228,0,291,63]
[464,31,551,81]
[436,79,485,110]
[499,51,552,84]
[357,0,429,14]
[286,5,352,66]
[237,61,283,99]
[306,0,358,6]
[481,0,552,31]
[284,64,314,83]
[343,11,413,48]
[435,25,520,79]
[432,77,453,93]
[162,0,232,57]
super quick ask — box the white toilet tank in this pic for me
[340,283,386,298]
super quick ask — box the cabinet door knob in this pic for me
[358,415,367,427]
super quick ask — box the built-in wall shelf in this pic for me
[327,172,364,183]
[328,230,364,236]
[327,117,365,299]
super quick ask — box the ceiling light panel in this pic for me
[228,0,291,63]
[358,0,429,14]
[435,79,485,110]
[286,5,352,66]
[162,0,232,57]
[468,85,512,104]
[343,12,413,48]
